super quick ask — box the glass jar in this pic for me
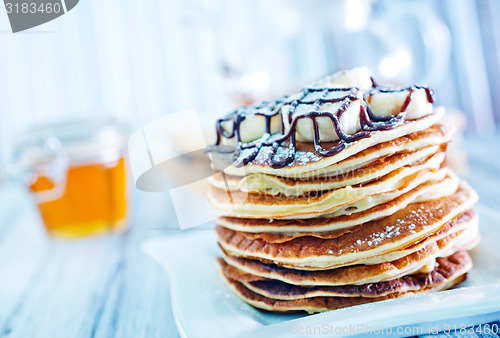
[11,120,129,238]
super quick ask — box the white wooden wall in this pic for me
[0,0,498,175]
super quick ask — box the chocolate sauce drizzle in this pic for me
[213,83,434,169]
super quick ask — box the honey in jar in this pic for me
[14,121,129,238]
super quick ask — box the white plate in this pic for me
[143,204,500,338]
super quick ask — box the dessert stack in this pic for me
[208,68,479,313]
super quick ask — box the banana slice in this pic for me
[216,69,435,146]
[281,88,363,142]
[218,101,282,145]
[312,67,374,91]
[219,114,281,145]
[367,87,434,120]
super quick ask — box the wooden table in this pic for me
[1,133,499,338]
[0,186,180,337]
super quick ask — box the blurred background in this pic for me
[1,0,500,180]
[1,1,500,335]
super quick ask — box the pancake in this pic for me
[219,212,478,273]
[219,226,478,287]
[215,108,446,177]
[217,171,458,232]
[218,250,472,299]
[211,145,445,196]
[217,208,477,270]
[221,124,453,178]
[216,184,478,269]
[224,195,479,244]
[209,162,451,219]
[220,251,469,313]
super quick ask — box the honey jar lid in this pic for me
[29,119,129,164]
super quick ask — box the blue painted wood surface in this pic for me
[0,186,181,337]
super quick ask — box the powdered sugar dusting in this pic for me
[294,151,322,165]
[347,204,450,252]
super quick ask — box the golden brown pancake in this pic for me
[217,172,458,232]
[219,226,478,286]
[217,184,477,269]
[218,111,446,177]
[211,145,445,196]
[218,250,471,299]
[208,165,452,219]
[220,251,469,313]
[221,124,453,178]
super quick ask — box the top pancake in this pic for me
[212,109,448,177]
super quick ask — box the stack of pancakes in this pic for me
[208,68,479,313]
